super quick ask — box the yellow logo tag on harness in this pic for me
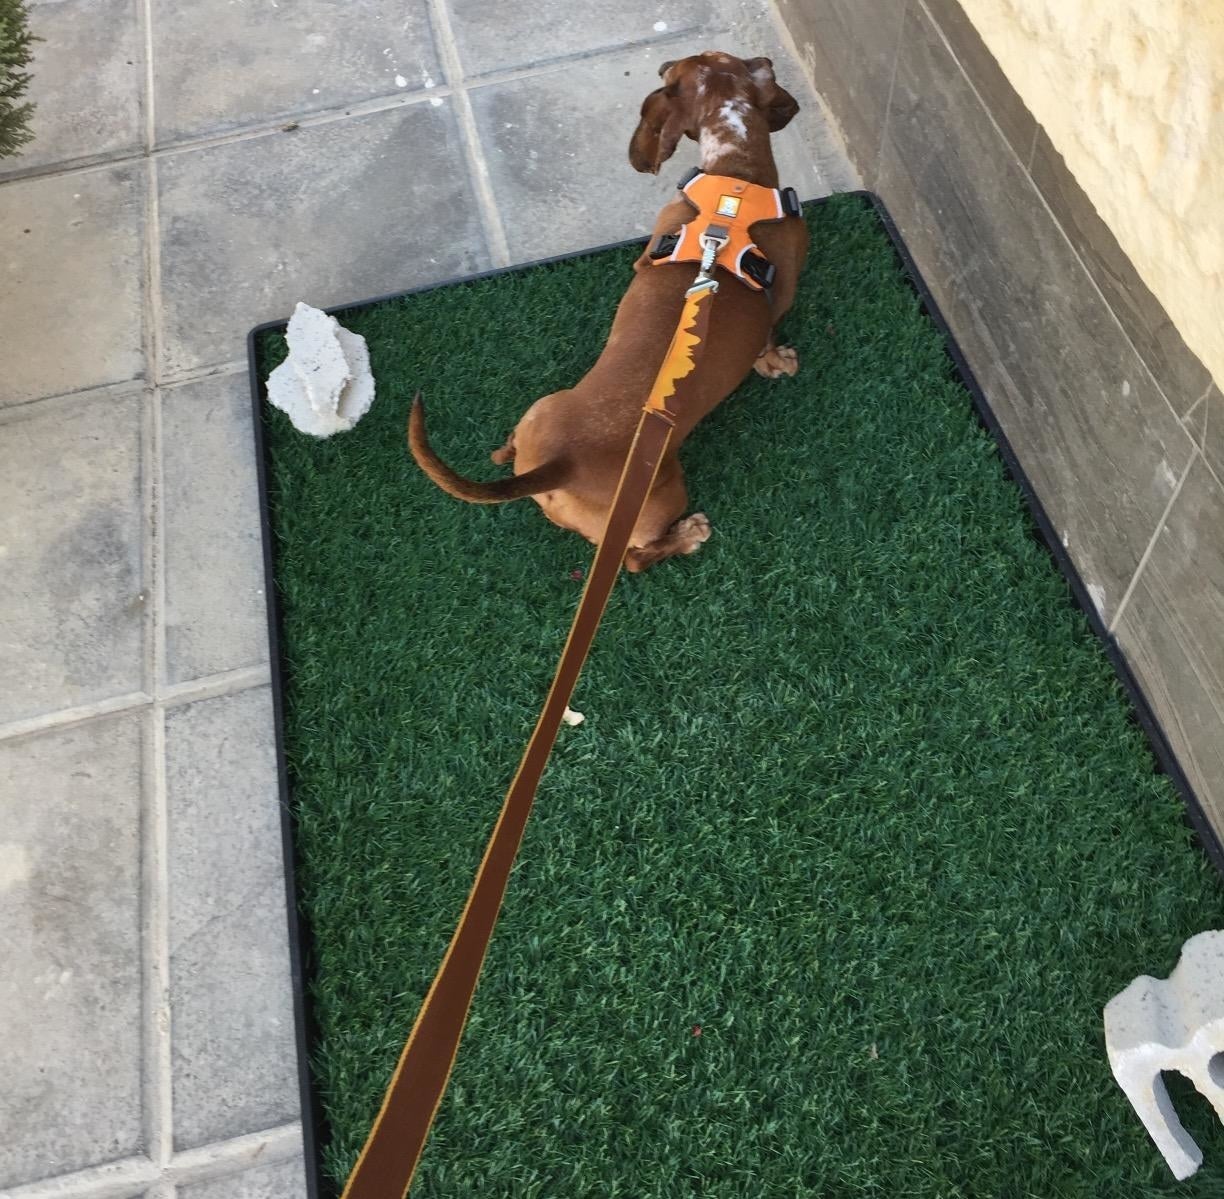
[715,194,742,218]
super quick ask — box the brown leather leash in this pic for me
[341,224,742,1199]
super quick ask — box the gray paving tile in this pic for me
[163,375,267,684]
[0,0,143,176]
[468,48,679,261]
[774,0,905,186]
[0,391,145,724]
[165,687,299,1150]
[179,1157,307,1199]
[1114,458,1224,848]
[447,0,713,77]
[157,102,488,377]
[151,0,440,144]
[876,2,1195,629]
[0,164,145,403]
[471,45,818,262]
[0,714,143,1189]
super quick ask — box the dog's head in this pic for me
[628,51,800,175]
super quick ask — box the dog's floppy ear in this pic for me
[745,56,799,131]
[628,81,689,174]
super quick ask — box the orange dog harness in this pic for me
[648,169,800,292]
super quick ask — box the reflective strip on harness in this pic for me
[647,171,797,292]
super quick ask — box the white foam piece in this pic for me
[266,302,376,438]
[1104,930,1224,1179]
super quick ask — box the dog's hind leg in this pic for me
[490,430,516,464]
[623,468,710,573]
[625,513,711,572]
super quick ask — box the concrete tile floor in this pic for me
[0,0,853,1193]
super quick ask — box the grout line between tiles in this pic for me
[139,388,158,701]
[0,93,449,184]
[0,379,151,423]
[161,664,273,708]
[1,1124,303,1199]
[458,26,708,91]
[145,170,166,392]
[0,26,728,189]
[427,0,511,266]
[1189,383,1221,488]
[0,1158,159,1199]
[159,360,248,390]
[164,1123,305,1187]
[1108,451,1195,635]
[140,0,156,154]
[1179,388,1211,461]
[142,704,175,1171]
[0,692,152,744]
[0,667,272,746]
[0,34,711,191]
[137,0,176,1175]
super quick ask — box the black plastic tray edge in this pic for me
[245,188,1224,1199]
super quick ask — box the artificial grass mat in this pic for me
[256,195,1224,1197]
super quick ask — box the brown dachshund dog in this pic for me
[409,50,809,571]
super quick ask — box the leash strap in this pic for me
[340,279,718,1199]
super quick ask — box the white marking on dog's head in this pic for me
[719,98,749,137]
[699,126,738,166]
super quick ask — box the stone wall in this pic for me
[776,0,1224,858]
[957,0,1224,397]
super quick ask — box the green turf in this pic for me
[257,195,1224,1197]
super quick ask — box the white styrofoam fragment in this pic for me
[1104,930,1224,1179]
[333,325,375,427]
[265,302,376,438]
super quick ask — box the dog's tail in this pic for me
[407,393,569,504]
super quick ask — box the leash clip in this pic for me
[693,224,729,289]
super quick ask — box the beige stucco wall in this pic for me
[953,0,1224,398]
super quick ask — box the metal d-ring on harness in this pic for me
[697,227,728,285]
[337,169,798,1199]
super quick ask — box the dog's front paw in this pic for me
[754,344,799,379]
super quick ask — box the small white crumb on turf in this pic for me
[562,708,585,727]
